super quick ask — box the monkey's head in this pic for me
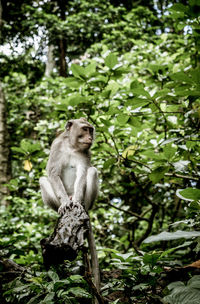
[66,118,94,152]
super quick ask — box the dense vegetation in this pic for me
[0,0,200,303]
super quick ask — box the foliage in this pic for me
[163,275,200,304]
[0,0,200,303]
[4,270,91,304]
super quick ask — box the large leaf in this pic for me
[163,145,177,160]
[65,77,84,88]
[67,94,89,106]
[84,62,97,77]
[143,230,200,243]
[71,64,86,79]
[163,275,200,304]
[117,114,129,125]
[176,188,200,201]
[170,72,193,83]
[149,166,168,183]
[126,97,150,109]
[130,81,151,98]
[105,53,118,69]
[67,287,91,298]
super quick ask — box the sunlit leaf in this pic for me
[24,160,32,171]
[71,64,86,79]
[122,145,137,158]
[105,53,118,69]
[176,188,200,201]
[117,114,129,125]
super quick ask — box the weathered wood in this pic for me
[41,202,89,267]
[40,201,102,303]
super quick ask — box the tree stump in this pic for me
[40,202,89,267]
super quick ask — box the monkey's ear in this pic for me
[66,120,73,131]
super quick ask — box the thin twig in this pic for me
[165,173,199,181]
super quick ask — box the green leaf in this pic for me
[65,77,84,88]
[67,94,88,106]
[149,166,168,183]
[103,157,116,169]
[143,230,200,243]
[71,64,86,79]
[190,68,200,84]
[88,75,108,84]
[129,117,141,127]
[11,147,26,154]
[19,140,40,154]
[27,293,45,304]
[153,88,170,99]
[170,72,193,83]
[189,201,200,210]
[188,275,200,289]
[141,150,164,160]
[130,81,151,98]
[143,253,160,266]
[176,188,200,201]
[48,271,59,282]
[164,276,200,304]
[170,3,188,13]
[69,275,85,283]
[68,287,91,298]
[105,53,118,69]
[112,252,134,262]
[163,145,177,160]
[117,114,129,125]
[126,97,150,108]
[42,292,55,303]
[20,139,32,152]
[85,62,96,77]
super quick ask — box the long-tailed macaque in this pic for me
[39,118,98,215]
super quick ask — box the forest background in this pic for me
[0,0,200,303]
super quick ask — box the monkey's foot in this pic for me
[58,202,72,215]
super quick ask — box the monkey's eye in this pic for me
[83,127,88,131]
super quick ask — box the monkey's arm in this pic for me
[47,144,71,212]
[73,165,87,204]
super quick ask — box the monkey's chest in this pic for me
[62,165,76,195]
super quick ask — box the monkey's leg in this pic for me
[39,177,60,211]
[84,167,98,211]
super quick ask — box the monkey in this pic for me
[39,118,100,294]
[39,117,98,215]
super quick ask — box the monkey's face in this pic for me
[76,126,94,151]
[67,119,94,152]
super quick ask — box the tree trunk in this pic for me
[40,203,102,303]
[40,202,89,267]
[0,0,3,41]
[45,44,55,77]
[0,83,10,205]
[0,0,2,27]
[57,0,67,77]
[59,38,67,77]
